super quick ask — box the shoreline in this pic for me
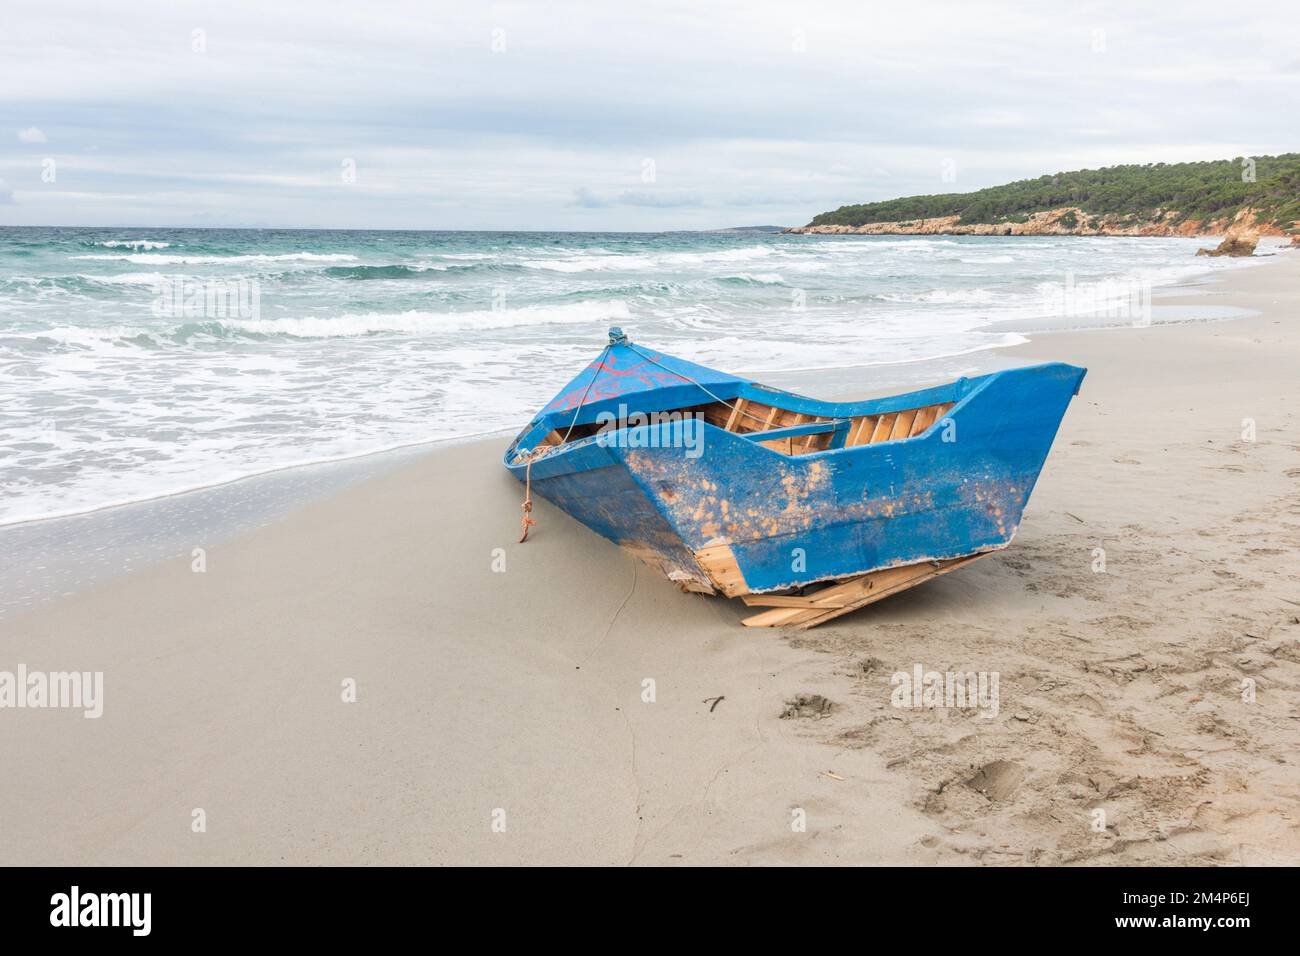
[3,254,1297,865]
[3,240,1283,536]
[2,249,1286,620]
[785,206,1296,239]
[786,224,1281,237]
[0,426,516,532]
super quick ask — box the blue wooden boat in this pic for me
[506,328,1086,628]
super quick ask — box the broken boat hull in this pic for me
[505,331,1085,604]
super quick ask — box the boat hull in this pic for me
[507,359,1085,597]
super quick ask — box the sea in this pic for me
[0,226,1261,527]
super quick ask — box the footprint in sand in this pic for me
[781,694,834,720]
[965,760,1027,802]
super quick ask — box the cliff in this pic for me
[792,154,1300,239]
[787,206,1288,238]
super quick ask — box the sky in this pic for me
[1,0,1297,230]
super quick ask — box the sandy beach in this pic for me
[2,251,1297,866]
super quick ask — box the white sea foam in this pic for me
[876,288,1000,304]
[79,272,171,286]
[217,299,631,338]
[662,245,774,264]
[521,244,774,273]
[0,300,631,346]
[813,238,964,251]
[96,239,171,250]
[718,272,785,284]
[70,252,359,265]
[2,324,156,347]
[521,255,658,272]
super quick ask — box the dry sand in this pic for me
[2,252,1298,865]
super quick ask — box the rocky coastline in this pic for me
[785,205,1289,239]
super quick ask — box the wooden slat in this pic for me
[723,398,747,433]
[736,402,771,433]
[869,413,897,443]
[799,417,825,452]
[909,405,938,436]
[676,579,714,594]
[693,544,749,597]
[847,416,872,446]
[741,553,989,629]
[741,593,851,608]
[701,407,731,429]
[890,408,919,440]
[794,553,989,629]
[929,403,955,436]
[860,416,879,445]
[742,571,902,627]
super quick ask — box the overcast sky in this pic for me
[1,1,1296,230]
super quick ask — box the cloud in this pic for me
[959,109,1027,130]
[0,178,14,203]
[571,186,609,208]
[0,1,1296,228]
[572,187,703,209]
[615,190,703,208]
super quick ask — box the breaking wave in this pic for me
[71,252,359,265]
[95,239,172,250]
[212,300,631,338]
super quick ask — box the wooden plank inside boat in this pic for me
[847,415,872,446]
[909,405,938,436]
[723,398,747,432]
[890,408,919,440]
[869,413,897,443]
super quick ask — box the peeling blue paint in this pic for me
[507,339,1085,595]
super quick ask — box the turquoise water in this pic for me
[0,226,1251,524]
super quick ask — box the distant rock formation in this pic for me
[786,206,1282,241]
[1195,228,1260,257]
[792,154,1300,240]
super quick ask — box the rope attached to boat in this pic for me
[622,341,777,430]
[517,333,838,543]
[560,345,611,444]
[517,345,610,543]
[518,449,541,542]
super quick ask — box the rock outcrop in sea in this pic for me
[1195,228,1260,257]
